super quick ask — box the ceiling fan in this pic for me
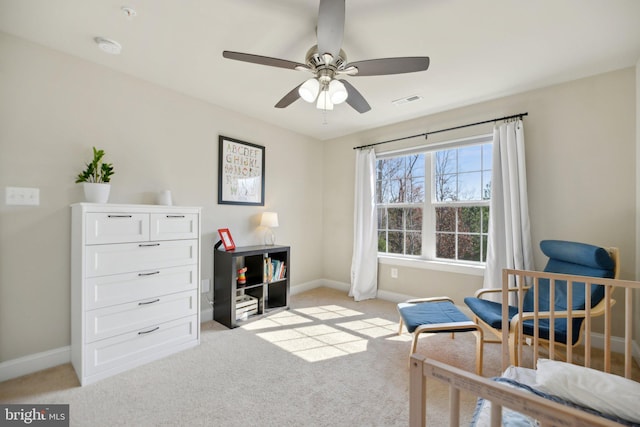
[222,0,430,113]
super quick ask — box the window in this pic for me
[376,136,492,264]
[376,154,425,256]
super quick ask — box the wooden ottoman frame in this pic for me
[397,297,484,375]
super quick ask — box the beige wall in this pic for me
[323,68,636,311]
[1,31,637,363]
[0,33,324,361]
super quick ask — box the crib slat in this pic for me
[604,285,612,373]
[449,387,460,427]
[566,279,573,363]
[490,403,501,427]
[533,277,539,367]
[584,281,592,368]
[409,354,427,427]
[625,286,632,378]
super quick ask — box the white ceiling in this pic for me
[1,0,639,141]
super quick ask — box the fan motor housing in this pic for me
[305,45,347,73]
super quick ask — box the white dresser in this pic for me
[71,203,201,386]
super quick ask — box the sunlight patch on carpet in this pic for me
[253,305,379,362]
[336,318,397,338]
[296,305,363,320]
[257,324,367,362]
[241,311,312,330]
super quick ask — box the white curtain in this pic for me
[350,148,378,301]
[483,120,534,298]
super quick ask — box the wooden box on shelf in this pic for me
[214,245,290,328]
[235,294,258,320]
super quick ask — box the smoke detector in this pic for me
[94,37,122,55]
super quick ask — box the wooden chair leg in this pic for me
[509,333,518,366]
[407,333,420,368]
[474,328,484,376]
[411,333,419,355]
[398,317,404,335]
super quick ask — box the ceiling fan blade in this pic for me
[317,0,345,60]
[340,80,371,113]
[349,57,430,76]
[275,83,303,108]
[223,51,306,70]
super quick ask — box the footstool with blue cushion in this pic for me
[397,297,484,375]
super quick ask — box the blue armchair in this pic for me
[464,240,619,365]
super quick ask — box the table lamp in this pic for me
[260,212,279,245]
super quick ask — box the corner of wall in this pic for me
[635,58,640,343]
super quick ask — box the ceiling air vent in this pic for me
[392,95,423,106]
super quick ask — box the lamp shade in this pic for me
[260,212,279,228]
[298,78,320,103]
[316,90,334,110]
[328,79,348,104]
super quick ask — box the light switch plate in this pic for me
[6,187,40,206]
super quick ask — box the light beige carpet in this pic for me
[5,287,629,426]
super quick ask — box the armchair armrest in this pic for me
[474,287,529,299]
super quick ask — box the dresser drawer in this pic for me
[84,315,198,377]
[85,213,150,244]
[85,290,197,343]
[85,239,198,277]
[150,213,198,241]
[84,265,197,310]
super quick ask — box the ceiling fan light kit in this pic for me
[222,0,430,114]
[299,78,320,102]
[316,90,334,111]
[328,80,348,104]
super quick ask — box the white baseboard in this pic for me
[591,332,640,367]
[317,279,350,292]
[290,279,328,295]
[377,289,414,303]
[0,346,71,383]
[201,306,213,322]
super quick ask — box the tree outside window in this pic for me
[376,140,491,263]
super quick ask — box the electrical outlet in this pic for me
[201,279,210,293]
[391,268,398,279]
[5,187,40,206]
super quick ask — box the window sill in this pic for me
[378,255,485,277]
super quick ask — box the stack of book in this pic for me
[263,257,286,282]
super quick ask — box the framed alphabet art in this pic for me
[218,135,265,206]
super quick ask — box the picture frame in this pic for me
[218,135,265,206]
[217,228,236,251]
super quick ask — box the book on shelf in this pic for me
[263,257,286,282]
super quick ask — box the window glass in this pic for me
[376,137,491,263]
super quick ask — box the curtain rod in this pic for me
[352,112,528,150]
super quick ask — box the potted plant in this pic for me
[75,147,114,203]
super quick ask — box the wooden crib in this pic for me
[408,268,640,426]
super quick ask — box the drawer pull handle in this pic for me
[107,215,132,218]
[138,326,160,335]
[138,298,160,305]
[166,215,185,218]
[139,243,160,247]
[138,271,160,277]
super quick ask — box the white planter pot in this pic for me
[83,183,111,203]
